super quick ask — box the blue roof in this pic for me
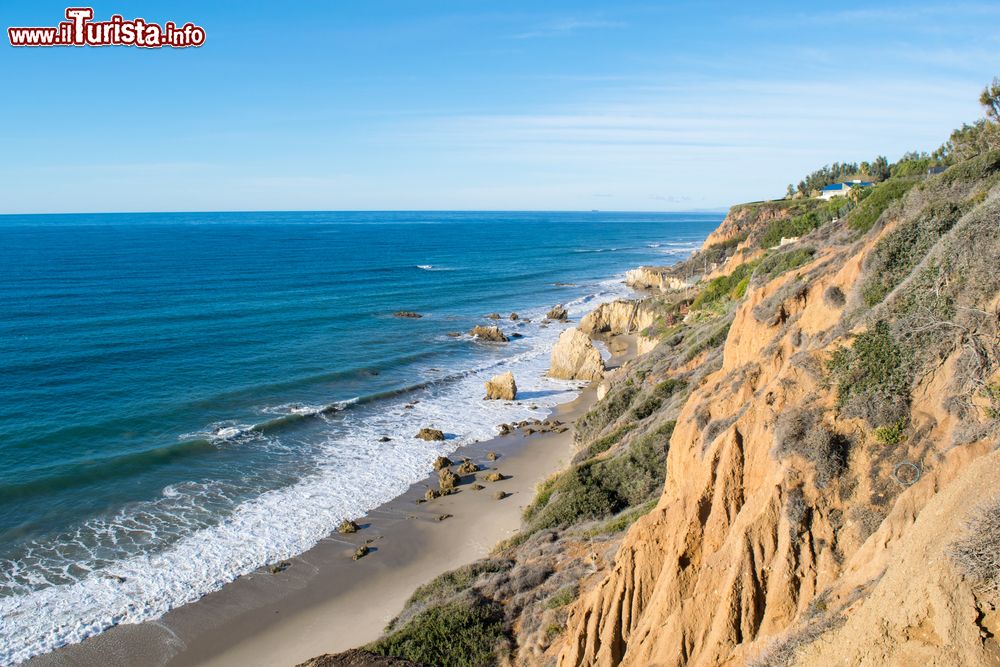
[822,181,873,191]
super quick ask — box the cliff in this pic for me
[555,150,1000,666]
[315,122,1000,667]
[625,199,815,293]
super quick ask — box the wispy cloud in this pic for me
[510,18,625,40]
[769,2,1000,28]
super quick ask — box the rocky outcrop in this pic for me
[392,311,423,319]
[701,200,798,248]
[624,267,693,293]
[579,299,654,335]
[555,170,1000,666]
[549,327,604,381]
[310,119,1000,667]
[337,520,360,534]
[547,304,569,321]
[432,456,452,470]
[484,371,517,400]
[437,467,460,490]
[415,428,445,441]
[470,325,509,342]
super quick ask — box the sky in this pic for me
[0,1,997,213]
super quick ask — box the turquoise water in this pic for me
[0,210,719,661]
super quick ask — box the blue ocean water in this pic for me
[0,210,719,661]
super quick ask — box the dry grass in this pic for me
[823,285,846,308]
[948,497,1000,597]
[774,408,851,488]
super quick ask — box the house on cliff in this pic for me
[819,179,873,199]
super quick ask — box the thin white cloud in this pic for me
[773,2,1000,27]
[510,18,626,40]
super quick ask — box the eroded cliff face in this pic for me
[702,201,798,248]
[579,300,655,337]
[555,158,1000,667]
[328,147,1000,667]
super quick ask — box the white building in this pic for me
[819,179,873,200]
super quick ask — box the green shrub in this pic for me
[939,121,1000,163]
[983,383,1000,419]
[630,377,688,421]
[873,418,907,447]
[827,321,913,427]
[405,560,512,607]
[582,498,659,538]
[754,247,816,281]
[528,462,619,529]
[758,199,843,248]
[544,584,579,609]
[691,261,758,310]
[575,384,639,444]
[652,377,688,398]
[697,233,749,266]
[846,178,919,233]
[891,156,936,177]
[527,421,675,532]
[368,593,508,667]
[586,424,634,457]
[522,475,559,522]
[686,321,731,361]
[631,395,662,421]
[941,148,1000,186]
[860,200,965,307]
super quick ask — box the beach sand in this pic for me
[28,342,633,667]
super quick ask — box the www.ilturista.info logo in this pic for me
[8,8,205,48]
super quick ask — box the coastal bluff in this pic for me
[306,134,1000,667]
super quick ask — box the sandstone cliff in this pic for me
[579,300,654,336]
[323,119,1000,667]
[555,151,1000,667]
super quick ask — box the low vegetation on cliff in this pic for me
[334,81,1000,667]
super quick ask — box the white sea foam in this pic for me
[0,274,641,664]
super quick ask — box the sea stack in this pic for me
[549,327,604,381]
[484,371,517,400]
[469,325,509,342]
[546,304,569,321]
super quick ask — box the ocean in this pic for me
[0,210,720,662]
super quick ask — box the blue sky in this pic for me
[1,1,997,213]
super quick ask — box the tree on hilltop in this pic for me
[980,76,1000,122]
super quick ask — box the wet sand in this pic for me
[28,383,605,667]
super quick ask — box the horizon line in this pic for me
[0,207,733,217]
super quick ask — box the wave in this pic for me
[571,247,626,254]
[416,264,455,271]
[0,438,220,504]
[0,270,648,664]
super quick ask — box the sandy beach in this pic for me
[27,345,628,667]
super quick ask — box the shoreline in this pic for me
[28,339,633,667]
